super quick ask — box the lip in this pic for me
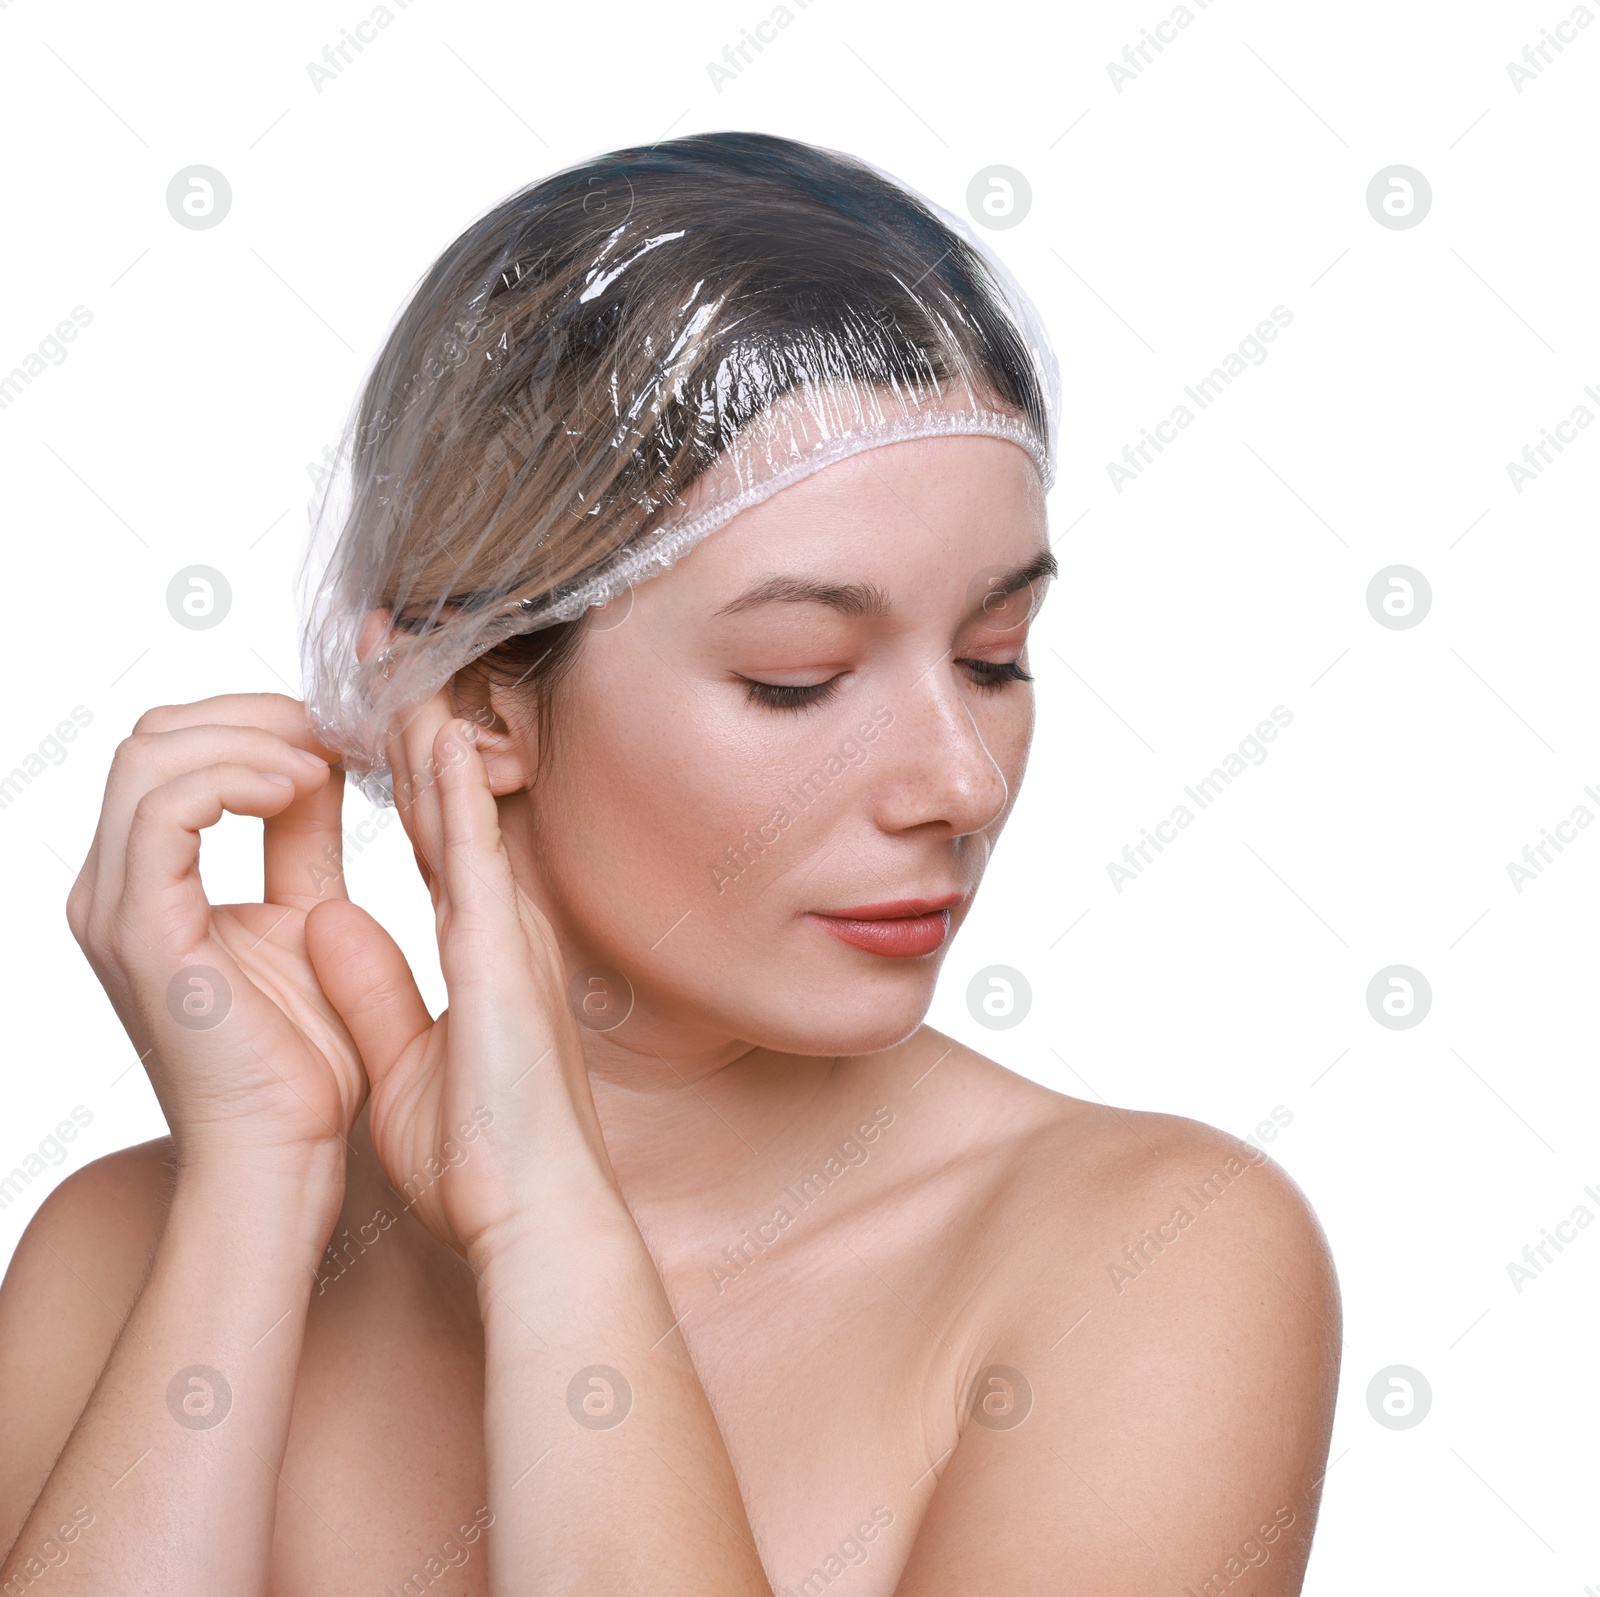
[808,892,965,958]
[815,893,966,920]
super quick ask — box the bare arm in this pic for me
[471,1175,770,1594]
[1,694,366,1594]
[0,1149,343,1593]
[0,1143,170,1556]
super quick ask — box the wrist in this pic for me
[466,1161,637,1285]
[171,1141,347,1258]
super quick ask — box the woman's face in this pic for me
[488,431,1052,1061]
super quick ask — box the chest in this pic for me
[266,1218,976,1596]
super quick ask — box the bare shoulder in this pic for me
[912,1029,1337,1323]
[887,1036,1341,1590]
[0,1138,177,1548]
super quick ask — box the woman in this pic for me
[0,132,1338,1594]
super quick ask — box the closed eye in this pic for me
[740,658,1031,712]
[739,675,844,712]
[965,659,1032,690]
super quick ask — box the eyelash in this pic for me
[742,659,1033,712]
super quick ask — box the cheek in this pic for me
[974,690,1034,821]
[529,678,769,959]
[527,676,882,971]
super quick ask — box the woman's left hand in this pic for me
[305,690,612,1262]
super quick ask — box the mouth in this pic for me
[807,893,965,959]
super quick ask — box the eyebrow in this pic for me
[713,549,1058,621]
[977,549,1059,608]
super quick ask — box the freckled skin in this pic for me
[0,434,1338,1595]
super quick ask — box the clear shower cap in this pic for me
[297,133,1060,805]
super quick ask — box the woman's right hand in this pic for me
[66,692,368,1172]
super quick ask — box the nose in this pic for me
[867,656,1015,840]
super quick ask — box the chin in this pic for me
[720,956,942,1059]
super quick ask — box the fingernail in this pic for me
[261,772,295,787]
[293,748,331,769]
[459,720,479,745]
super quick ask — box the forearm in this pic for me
[474,1171,771,1597]
[2,1150,343,1595]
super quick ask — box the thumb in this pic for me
[304,898,432,1092]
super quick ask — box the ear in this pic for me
[445,663,540,797]
[355,606,393,666]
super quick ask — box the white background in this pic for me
[1,0,1596,1589]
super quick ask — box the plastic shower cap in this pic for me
[297,131,1060,804]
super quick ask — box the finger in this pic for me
[304,898,432,1094]
[130,694,344,759]
[410,842,441,911]
[86,727,332,936]
[432,719,525,990]
[264,760,349,906]
[388,691,456,884]
[119,765,308,958]
[86,693,336,897]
